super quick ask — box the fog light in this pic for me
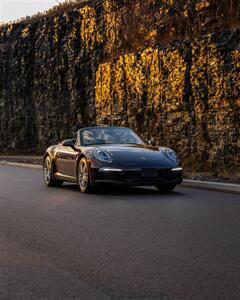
[99,168,123,172]
[171,167,183,172]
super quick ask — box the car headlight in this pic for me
[164,149,179,163]
[94,149,112,163]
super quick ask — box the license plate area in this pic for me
[141,168,158,177]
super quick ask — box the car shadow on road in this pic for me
[61,183,185,198]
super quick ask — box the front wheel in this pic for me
[155,184,176,192]
[43,156,63,187]
[78,157,92,193]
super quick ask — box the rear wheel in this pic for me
[78,157,92,193]
[43,156,63,187]
[155,184,176,192]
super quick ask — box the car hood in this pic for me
[95,144,178,168]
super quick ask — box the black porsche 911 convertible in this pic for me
[43,127,182,193]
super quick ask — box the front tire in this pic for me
[155,184,176,192]
[78,157,92,193]
[43,156,63,187]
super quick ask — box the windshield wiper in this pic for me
[85,143,112,146]
[85,143,141,146]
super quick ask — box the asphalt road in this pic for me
[0,166,240,300]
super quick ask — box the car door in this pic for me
[55,145,79,178]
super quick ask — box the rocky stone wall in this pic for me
[0,0,239,174]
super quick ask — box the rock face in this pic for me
[0,0,239,174]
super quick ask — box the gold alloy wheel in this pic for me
[78,158,90,192]
[43,156,63,187]
[44,156,52,185]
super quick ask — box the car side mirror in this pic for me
[62,139,75,148]
[148,138,155,146]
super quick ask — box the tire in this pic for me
[155,184,176,192]
[43,156,63,187]
[77,157,92,193]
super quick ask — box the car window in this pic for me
[80,128,144,146]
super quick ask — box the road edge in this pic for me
[0,161,42,169]
[1,161,239,194]
[181,179,240,194]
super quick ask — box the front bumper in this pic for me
[91,167,183,186]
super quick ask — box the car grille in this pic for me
[96,168,180,183]
[125,169,171,182]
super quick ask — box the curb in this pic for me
[181,179,240,194]
[1,161,239,194]
[0,161,42,169]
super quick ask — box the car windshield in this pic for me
[80,127,144,146]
